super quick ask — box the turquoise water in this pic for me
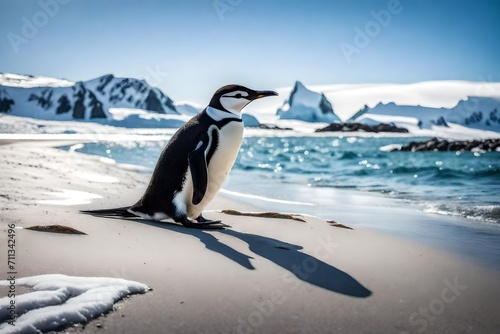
[66,136,500,225]
[236,136,500,224]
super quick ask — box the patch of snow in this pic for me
[379,144,403,152]
[274,119,328,133]
[103,110,190,128]
[107,108,149,121]
[0,274,149,334]
[0,73,74,88]
[356,114,421,128]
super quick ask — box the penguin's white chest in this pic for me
[186,121,243,218]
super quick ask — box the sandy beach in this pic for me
[1,141,500,334]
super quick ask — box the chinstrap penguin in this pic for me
[81,85,278,229]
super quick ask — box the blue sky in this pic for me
[0,0,499,104]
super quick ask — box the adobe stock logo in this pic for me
[144,64,169,87]
[7,0,72,54]
[401,277,467,334]
[213,0,244,21]
[339,0,409,63]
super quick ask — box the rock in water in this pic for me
[388,138,500,152]
[315,122,409,133]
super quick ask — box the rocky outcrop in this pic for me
[257,124,293,130]
[430,116,449,127]
[315,122,409,133]
[389,138,500,152]
[0,88,14,113]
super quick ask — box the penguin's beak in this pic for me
[251,90,279,100]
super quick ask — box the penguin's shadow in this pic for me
[129,219,372,298]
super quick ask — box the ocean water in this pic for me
[66,136,500,225]
[236,136,500,224]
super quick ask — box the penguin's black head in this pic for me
[209,84,278,115]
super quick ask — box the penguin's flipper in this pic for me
[80,206,136,218]
[188,133,210,205]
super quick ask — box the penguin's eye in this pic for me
[225,93,243,99]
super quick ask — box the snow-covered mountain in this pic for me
[447,97,500,130]
[250,80,500,133]
[351,103,449,129]
[2,72,500,134]
[296,80,500,121]
[276,81,341,123]
[0,73,178,121]
[349,96,500,132]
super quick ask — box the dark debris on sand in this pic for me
[221,210,306,222]
[327,220,354,230]
[25,225,87,235]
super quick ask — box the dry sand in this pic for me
[1,142,499,333]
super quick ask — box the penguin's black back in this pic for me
[130,110,240,219]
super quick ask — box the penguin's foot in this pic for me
[191,222,226,229]
[188,221,228,229]
[195,214,215,223]
[195,215,231,228]
[179,217,229,229]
